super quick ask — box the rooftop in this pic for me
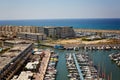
[18,32,45,35]
[16,71,33,80]
[0,44,31,70]
[5,40,29,44]
[44,26,73,29]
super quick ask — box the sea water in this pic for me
[0,19,120,30]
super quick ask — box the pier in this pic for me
[73,53,84,80]
[34,50,51,80]
[44,52,58,80]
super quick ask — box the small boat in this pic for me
[54,45,64,50]
[74,47,79,51]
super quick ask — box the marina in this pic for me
[66,53,104,80]
[0,1,120,79]
[10,49,59,80]
[52,48,120,80]
[0,43,120,80]
[75,53,104,80]
[44,51,58,80]
[34,50,51,80]
[72,54,84,80]
[66,53,80,80]
[0,25,119,80]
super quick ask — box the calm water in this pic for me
[88,50,120,80]
[55,50,69,80]
[0,19,120,30]
[52,49,120,80]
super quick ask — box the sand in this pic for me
[48,38,110,45]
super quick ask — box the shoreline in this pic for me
[74,28,120,34]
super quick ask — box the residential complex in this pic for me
[0,26,75,40]
[17,32,46,41]
[44,26,75,38]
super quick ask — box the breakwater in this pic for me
[40,43,120,50]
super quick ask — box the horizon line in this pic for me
[0,18,120,21]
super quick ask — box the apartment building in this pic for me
[44,26,75,38]
[17,32,46,41]
[0,26,75,39]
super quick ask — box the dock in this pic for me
[66,53,105,80]
[34,50,51,80]
[73,53,84,80]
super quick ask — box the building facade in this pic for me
[0,26,75,39]
[60,27,75,38]
[44,26,75,38]
[17,32,46,41]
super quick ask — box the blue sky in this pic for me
[0,0,120,20]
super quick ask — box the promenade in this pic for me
[34,50,51,80]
